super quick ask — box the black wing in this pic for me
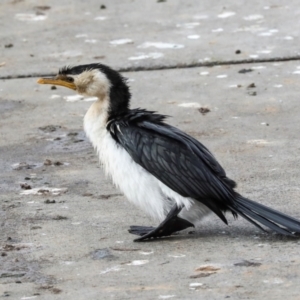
[108,110,237,222]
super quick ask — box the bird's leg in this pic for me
[129,204,194,242]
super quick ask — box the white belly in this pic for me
[99,131,168,221]
[84,107,210,224]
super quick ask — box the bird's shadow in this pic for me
[132,225,300,243]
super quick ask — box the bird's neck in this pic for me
[107,85,130,119]
[84,97,109,137]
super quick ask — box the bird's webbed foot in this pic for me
[128,225,156,236]
[128,204,194,242]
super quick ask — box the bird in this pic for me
[37,63,300,242]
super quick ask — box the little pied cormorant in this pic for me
[38,63,300,242]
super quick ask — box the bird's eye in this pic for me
[66,77,74,83]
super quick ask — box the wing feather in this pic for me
[108,113,236,221]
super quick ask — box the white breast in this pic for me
[83,102,210,224]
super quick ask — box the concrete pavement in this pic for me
[2,1,300,77]
[1,1,300,299]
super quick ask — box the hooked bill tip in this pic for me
[37,78,45,84]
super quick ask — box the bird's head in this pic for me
[37,63,131,116]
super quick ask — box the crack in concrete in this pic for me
[1,55,300,80]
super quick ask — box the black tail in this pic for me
[229,194,300,236]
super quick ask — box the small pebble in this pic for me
[20,183,32,190]
[44,159,52,166]
[238,69,253,74]
[247,83,256,88]
[198,107,210,115]
[44,199,56,204]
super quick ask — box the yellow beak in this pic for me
[37,78,76,90]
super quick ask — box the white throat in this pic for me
[83,98,110,145]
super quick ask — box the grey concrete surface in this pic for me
[2,1,300,300]
[1,0,300,77]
